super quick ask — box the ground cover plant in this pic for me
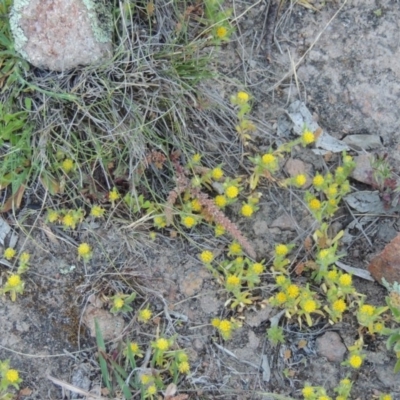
[0,0,399,399]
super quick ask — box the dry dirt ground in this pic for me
[1,0,400,399]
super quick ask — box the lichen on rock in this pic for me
[10,0,113,71]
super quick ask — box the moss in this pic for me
[9,0,30,57]
[82,0,113,43]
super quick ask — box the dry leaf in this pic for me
[294,262,305,275]
[304,236,313,252]
[1,184,25,212]
[19,387,33,396]
[298,339,307,349]
[284,349,291,360]
[147,1,155,16]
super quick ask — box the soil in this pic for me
[1,1,400,399]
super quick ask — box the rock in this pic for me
[316,331,347,363]
[179,270,204,297]
[368,233,400,285]
[351,154,375,186]
[245,306,273,328]
[10,0,112,71]
[343,134,383,151]
[82,305,125,340]
[270,214,296,231]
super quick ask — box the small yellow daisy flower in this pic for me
[91,205,105,218]
[276,292,287,304]
[308,198,321,211]
[147,385,157,395]
[200,250,213,264]
[61,158,74,173]
[138,308,152,322]
[327,270,338,281]
[229,242,242,255]
[294,174,307,187]
[47,210,59,223]
[333,299,347,313]
[302,299,317,313]
[129,342,140,354]
[192,153,202,163]
[154,216,167,228]
[191,199,202,212]
[219,320,231,333]
[252,262,264,274]
[236,91,250,104]
[313,174,325,188]
[211,167,224,180]
[360,304,375,316]
[339,273,352,287]
[216,26,228,39]
[275,244,289,257]
[114,297,124,309]
[77,243,92,260]
[109,187,120,202]
[302,385,314,398]
[211,318,221,328]
[182,215,196,228]
[262,153,275,165]
[241,204,254,217]
[286,284,300,298]
[348,354,362,369]
[380,394,392,400]
[178,361,190,374]
[215,195,227,208]
[62,213,75,229]
[276,275,287,285]
[225,185,239,199]
[302,130,315,145]
[4,247,16,260]
[155,338,169,351]
[215,224,225,237]
[7,274,21,288]
[19,252,30,264]
[226,275,241,286]
[5,369,19,384]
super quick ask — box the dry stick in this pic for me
[265,0,348,92]
[264,0,280,63]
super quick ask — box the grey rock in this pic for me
[316,331,347,363]
[10,0,112,71]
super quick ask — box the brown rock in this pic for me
[179,270,204,297]
[10,0,112,71]
[351,154,375,186]
[368,233,400,285]
[82,305,125,340]
[316,331,346,363]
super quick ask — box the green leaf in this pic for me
[113,368,132,400]
[95,319,112,393]
[394,358,400,374]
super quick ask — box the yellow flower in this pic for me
[308,198,321,211]
[215,195,227,208]
[276,292,287,304]
[294,174,307,187]
[4,247,16,260]
[374,322,385,333]
[19,252,30,264]
[327,270,338,281]
[191,199,202,212]
[252,263,264,274]
[225,185,239,199]
[226,275,240,286]
[7,274,21,288]
[262,153,275,165]
[77,243,92,259]
[319,249,329,259]
[286,284,300,298]
[313,174,325,188]
[241,204,254,217]
[339,273,352,287]
[182,215,196,228]
[326,185,338,197]
[318,396,330,400]
[147,385,157,395]
[302,385,314,398]
[130,342,140,354]
[216,26,228,39]
[336,166,345,175]
[155,338,169,351]
[302,299,317,313]
[229,242,242,255]
[380,394,392,400]
[211,318,221,328]
[5,369,19,383]
[140,374,152,385]
[114,297,124,309]
[211,167,224,180]
[219,320,231,333]
[215,224,225,237]
[236,91,250,104]
[178,361,190,374]
[302,130,315,145]
[348,354,362,369]
[275,244,289,256]
[276,275,286,285]
[139,308,152,322]
[61,158,74,173]
[91,205,105,218]
[333,299,347,313]
[360,304,375,316]
[343,155,353,164]
[154,216,166,228]
[200,250,214,264]
[109,188,120,202]
[62,213,75,229]
[47,210,59,223]
[192,153,202,163]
